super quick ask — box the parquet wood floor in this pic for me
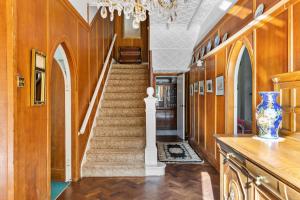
[59,163,219,200]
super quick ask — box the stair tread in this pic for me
[87,148,144,153]
[84,161,144,167]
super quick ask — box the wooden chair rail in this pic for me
[79,34,117,135]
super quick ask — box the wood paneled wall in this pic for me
[114,15,149,62]
[0,1,13,199]
[4,0,115,199]
[188,0,299,170]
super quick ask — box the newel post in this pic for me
[144,87,166,176]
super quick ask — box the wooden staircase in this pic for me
[82,63,148,177]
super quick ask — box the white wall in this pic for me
[150,25,200,73]
[68,0,98,23]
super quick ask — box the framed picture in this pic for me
[31,49,46,106]
[194,82,199,93]
[206,80,213,93]
[190,84,194,96]
[199,81,204,95]
[216,76,225,96]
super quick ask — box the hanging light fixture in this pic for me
[91,0,180,29]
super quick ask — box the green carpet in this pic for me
[51,181,70,200]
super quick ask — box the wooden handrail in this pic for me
[79,34,117,135]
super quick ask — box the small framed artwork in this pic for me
[194,82,199,93]
[206,80,213,93]
[199,80,204,95]
[31,49,46,106]
[216,76,224,96]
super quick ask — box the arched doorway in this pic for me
[226,39,255,135]
[234,46,252,135]
[51,44,72,182]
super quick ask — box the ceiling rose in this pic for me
[90,0,186,28]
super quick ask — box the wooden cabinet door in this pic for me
[251,185,281,200]
[221,157,249,200]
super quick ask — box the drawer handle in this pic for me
[255,176,265,186]
[223,153,235,164]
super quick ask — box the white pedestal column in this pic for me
[144,87,166,176]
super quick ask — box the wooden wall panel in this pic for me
[0,1,9,199]
[194,70,200,144]
[114,15,149,62]
[12,0,115,199]
[216,49,226,135]
[294,2,300,71]
[189,0,292,170]
[15,0,48,199]
[256,11,288,103]
[51,60,66,181]
[220,0,253,38]
[205,56,216,161]
[198,69,206,148]
[77,25,90,125]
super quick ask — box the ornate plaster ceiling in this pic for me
[150,0,237,73]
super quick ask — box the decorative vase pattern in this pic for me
[256,92,282,139]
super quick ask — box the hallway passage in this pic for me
[59,163,219,200]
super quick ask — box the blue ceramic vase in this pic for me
[256,92,282,139]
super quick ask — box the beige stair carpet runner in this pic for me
[82,64,148,177]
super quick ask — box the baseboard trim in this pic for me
[145,162,166,176]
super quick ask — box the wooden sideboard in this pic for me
[217,136,300,200]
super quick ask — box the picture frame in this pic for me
[206,40,212,52]
[216,76,224,96]
[194,82,199,93]
[206,80,213,93]
[31,49,46,106]
[199,80,204,95]
[214,34,220,48]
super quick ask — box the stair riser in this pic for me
[107,80,148,86]
[99,109,145,117]
[102,101,144,108]
[106,87,146,93]
[111,68,148,74]
[86,153,144,162]
[93,128,145,137]
[104,93,146,100]
[90,139,145,149]
[97,119,144,126]
[82,168,145,177]
[113,64,148,69]
[109,74,149,80]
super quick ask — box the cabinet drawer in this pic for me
[279,182,300,200]
[246,162,280,194]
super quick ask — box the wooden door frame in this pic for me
[48,39,79,197]
[225,37,256,135]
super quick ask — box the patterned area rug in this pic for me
[157,142,204,164]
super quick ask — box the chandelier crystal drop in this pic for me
[91,0,182,29]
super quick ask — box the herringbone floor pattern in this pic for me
[59,164,219,200]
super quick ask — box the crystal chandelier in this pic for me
[91,0,179,29]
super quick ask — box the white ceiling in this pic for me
[68,0,237,72]
[150,0,237,73]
